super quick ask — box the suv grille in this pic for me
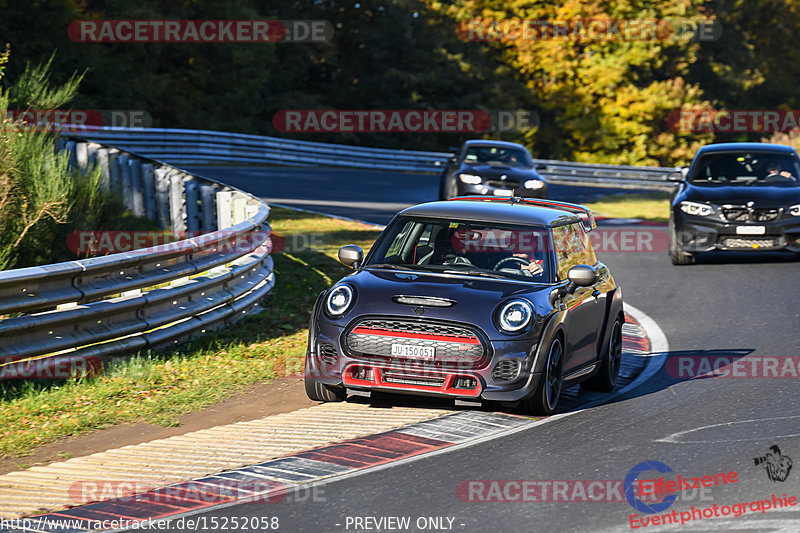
[345,317,488,369]
[492,360,521,381]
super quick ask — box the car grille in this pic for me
[486,180,519,189]
[721,206,782,222]
[720,236,783,249]
[318,342,338,364]
[345,317,489,369]
[492,360,521,382]
[382,370,446,388]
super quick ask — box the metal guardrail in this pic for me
[0,139,274,378]
[75,127,680,191]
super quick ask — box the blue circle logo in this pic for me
[624,460,677,514]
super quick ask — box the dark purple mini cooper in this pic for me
[304,197,624,414]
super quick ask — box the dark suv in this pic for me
[669,142,800,264]
[304,197,624,415]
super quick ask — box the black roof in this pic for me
[399,199,580,227]
[461,139,530,151]
[695,142,798,156]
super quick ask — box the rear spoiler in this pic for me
[451,196,597,232]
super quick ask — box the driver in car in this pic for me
[765,161,794,181]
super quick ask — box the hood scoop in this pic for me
[392,295,456,308]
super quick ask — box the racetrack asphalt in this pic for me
[124,167,800,531]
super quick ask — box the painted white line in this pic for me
[656,415,800,444]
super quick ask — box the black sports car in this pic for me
[438,140,547,200]
[669,142,800,264]
[304,197,624,415]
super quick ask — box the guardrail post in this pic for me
[66,140,77,169]
[141,164,157,220]
[200,185,218,233]
[128,158,145,217]
[108,150,121,191]
[169,172,186,234]
[184,178,201,233]
[95,147,110,190]
[232,193,248,224]
[119,155,133,209]
[154,167,172,229]
[216,191,233,229]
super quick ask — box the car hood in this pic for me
[330,268,552,336]
[459,164,541,180]
[685,184,800,206]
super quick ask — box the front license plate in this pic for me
[493,189,513,197]
[736,226,766,235]
[391,344,435,360]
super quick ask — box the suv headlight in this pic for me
[679,201,715,217]
[497,299,533,333]
[789,204,800,216]
[325,285,354,317]
[459,173,482,184]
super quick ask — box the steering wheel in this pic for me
[493,256,535,276]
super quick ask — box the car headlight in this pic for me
[497,299,533,333]
[459,173,483,184]
[524,179,545,189]
[325,285,354,316]
[679,201,715,217]
[790,204,800,216]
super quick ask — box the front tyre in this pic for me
[304,375,347,402]
[583,315,622,392]
[521,336,564,415]
[443,175,459,200]
[669,217,695,265]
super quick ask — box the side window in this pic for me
[552,223,596,280]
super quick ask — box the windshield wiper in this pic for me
[442,269,506,279]
[366,263,416,271]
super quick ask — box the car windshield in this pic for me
[689,152,800,187]
[366,217,552,282]
[463,146,533,168]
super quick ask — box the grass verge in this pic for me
[584,193,671,223]
[0,207,382,460]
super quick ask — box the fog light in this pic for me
[454,377,477,389]
[351,367,374,381]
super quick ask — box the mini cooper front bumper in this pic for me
[305,314,544,403]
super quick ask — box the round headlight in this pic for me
[789,204,800,216]
[325,285,354,316]
[498,300,533,333]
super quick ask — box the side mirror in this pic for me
[567,264,598,292]
[667,166,688,182]
[338,245,363,269]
